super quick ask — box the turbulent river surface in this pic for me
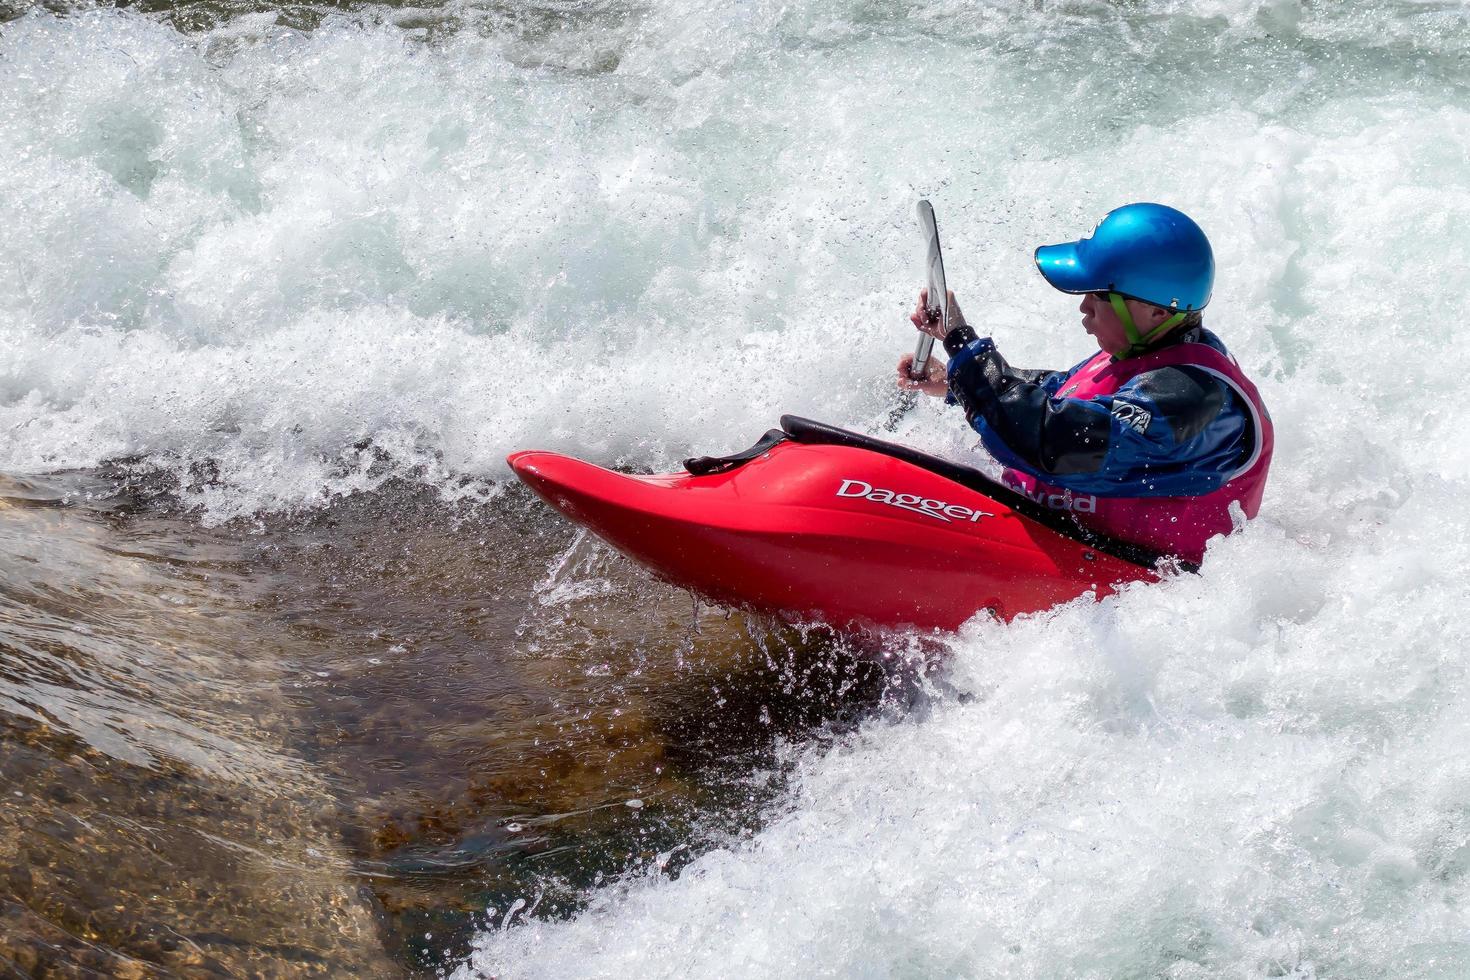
[4,0,1470,976]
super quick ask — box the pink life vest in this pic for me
[1002,342,1274,565]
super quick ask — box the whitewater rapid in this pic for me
[5,0,1470,975]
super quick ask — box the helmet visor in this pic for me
[1033,241,1101,294]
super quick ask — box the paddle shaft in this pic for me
[910,332,937,379]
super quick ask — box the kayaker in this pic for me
[896,202,1272,565]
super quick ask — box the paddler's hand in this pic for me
[911,288,967,341]
[897,353,948,397]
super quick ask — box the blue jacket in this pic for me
[942,324,1254,498]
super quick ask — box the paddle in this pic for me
[912,199,949,377]
[881,199,950,430]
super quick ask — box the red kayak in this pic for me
[508,417,1170,632]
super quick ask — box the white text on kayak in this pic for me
[1002,476,1099,513]
[835,480,993,523]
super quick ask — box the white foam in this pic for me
[461,500,1470,977]
[4,3,1462,515]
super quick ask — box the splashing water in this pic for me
[4,0,1470,975]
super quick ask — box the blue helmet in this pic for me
[1034,203,1214,311]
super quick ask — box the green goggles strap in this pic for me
[1110,292,1186,359]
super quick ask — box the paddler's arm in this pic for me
[943,325,1118,476]
[944,327,1247,495]
[906,290,1062,396]
[940,326,1083,461]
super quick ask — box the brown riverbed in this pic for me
[0,471,923,975]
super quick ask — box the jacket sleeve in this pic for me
[944,329,1251,498]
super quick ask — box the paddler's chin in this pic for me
[1080,316,1120,355]
[1077,291,1132,355]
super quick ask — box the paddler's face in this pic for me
[1078,292,1172,355]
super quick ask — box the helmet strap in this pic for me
[1110,292,1186,359]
